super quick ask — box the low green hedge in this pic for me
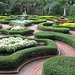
[0,35,58,70]
[28,15,39,20]
[53,23,75,30]
[0,24,2,29]
[34,31,75,48]
[0,19,10,24]
[42,56,75,75]
[9,22,25,26]
[37,22,70,33]
[24,19,47,26]
[0,26,34,35]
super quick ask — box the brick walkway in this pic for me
[69,30,75,35]
[2,24,11,29]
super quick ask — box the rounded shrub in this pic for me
[43,56,75,75]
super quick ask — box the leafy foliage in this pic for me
[69,5,75,17]
[10,2,20,14]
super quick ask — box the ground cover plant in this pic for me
[0,35,58,71]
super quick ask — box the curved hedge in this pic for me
[0,26,34,35]
[0,19,10,24]
[0,35,58,71]
[42,56,75,75]
[24,19,47,26]
[34,31,75,48]
[9,19,47,27]
[37,22,70,33]
[0,24,2,29]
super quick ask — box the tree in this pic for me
[0,2,9,14]
[1,8,5,16]
[10,1,20,14]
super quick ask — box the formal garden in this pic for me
[0,0,75,75]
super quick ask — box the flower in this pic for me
[0,37,38,53]
[59,23,75,27]
[11,26,26,31]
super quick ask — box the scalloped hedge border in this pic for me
[37,22,70,33]
[0,35,58,71]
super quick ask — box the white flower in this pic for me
[11,26,25,31]
[0,37,38,52]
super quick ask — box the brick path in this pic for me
[69,30,75,35]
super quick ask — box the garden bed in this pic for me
[0,35,58,71]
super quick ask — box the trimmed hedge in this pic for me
[9,22,25,26]
[24,19,47,26]
[53,23,75,31]
[0,35,58,70]
[9,19,47,27]
[37,22,70,33]
[0,26,34,35]
[0,24,2,29]
[42,56,75,75]
[34,31,75,48]
[0,19,10,24]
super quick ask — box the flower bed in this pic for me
[51,18,67,22]
[42,56,75,75]
[0,16,7,18]
[39,16,53,18]
[0,35,58,71]
[0,37,38,53]
[11,26,26,31]
[0,26,34,35]
[53,23,75,30]
[59,23,75,26]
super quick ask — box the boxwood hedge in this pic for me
[0,19,10,24]
[42,56,75,75]
[0,35,58,71]
[34,31,75,48]
[9,19,47,27]
[0,24,2,29]
[37,22,70,33]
